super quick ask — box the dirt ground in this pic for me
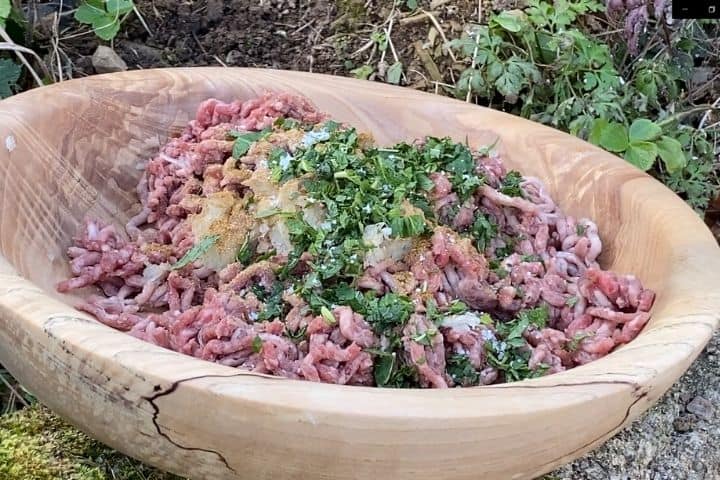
[39,0,480,92]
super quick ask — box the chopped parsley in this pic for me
[447,354,480,386]
[486,306,550,382]
[469,213,497,251]
[172,234,219,270]
[229,129,271,158]
[567,332,593,352]
[499,170,523,197]
[252,335,263,354]
[253,283,286,322]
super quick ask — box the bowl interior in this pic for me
[0,68,716,379]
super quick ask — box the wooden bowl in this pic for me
[0,68,718,480]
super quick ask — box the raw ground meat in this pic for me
[58,92,655,388]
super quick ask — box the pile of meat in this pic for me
[57,92,655,388]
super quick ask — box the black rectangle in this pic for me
[673,2,720,19]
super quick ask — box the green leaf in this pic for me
[252,335,263,353]
[106,0,134,15]
[74,0,107,24]
[598,122,629,153]
[230,130,268,158]
[656,136,687,173]
[350,64,373,80]
[405,0,418,10]
[0,58,21,99]
[0,0,11,22]
[92,15,121,40]
[374,352,395,386]
[624,142,658,171]
[172,234,220,270]
[320,306,336,325]
[492,10,525,32]
[386,61,403,85]
[588,118,608,146]
[629,119,662,143]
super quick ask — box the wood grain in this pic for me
[0,68,718,480]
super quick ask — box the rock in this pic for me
[120,41,164,65]
[686,396,713,421]
[91,46,128,74]
[550,331,720,479]
[206,0,224,22]
[673,414,697,432]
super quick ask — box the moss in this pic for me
[0,404,180,480]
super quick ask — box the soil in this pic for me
[14,1,720,478]
[38,0,480,93]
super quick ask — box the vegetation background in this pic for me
[0,0,718,478]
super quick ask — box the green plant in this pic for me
[74,0,135,41]
[0,0,10,27]
[0,58,21,99]
[450,0,720,212]
[589,118,686,172]
[450,0,624,136]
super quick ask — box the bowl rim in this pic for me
[0,67,719,420]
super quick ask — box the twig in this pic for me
[420,9,457,63]
[352,38,374,57]
[478,0,482,23]
[699,96,720,130]
[213,55,228,68]
[465,27,481,103]
[386,16,399,63]
[399,11,437,25]
[0,28,45,87]
[51,12,63,81]
[133,5,154,37]
[658,106,720,128]
[0,372,29,408]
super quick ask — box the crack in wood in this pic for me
[142,373,273,475]
[536,381,651,474]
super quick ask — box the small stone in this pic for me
[673,414,697,432]
[206,0,224,22]
[92,46,128,74]
[686,396,713,420]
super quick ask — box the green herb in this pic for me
[575,224,586,236]
[469,213,497,251]
[567,332,592,352]
[365,294,413,335]
[565,296,579,307]
[373,351,395,386]
[320,306,337,325]
[172,234,219,270]
[487,306,550,382]
[235,235,253,265]
[447,300,468,314]
[0,59,21,99]
[490,259,509,279]
[479,312,494,326]
[229,129,270,158]
[284,325,308,343]
[521,254,541,263]
[500,171,523,197]
[256,283,285,322]
[411,327,438,346]
[252,335,263,354]
[447,354,480,386]
[494,236,516,259]
[367,349,418,388]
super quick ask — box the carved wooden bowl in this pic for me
[0,68,718,480]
